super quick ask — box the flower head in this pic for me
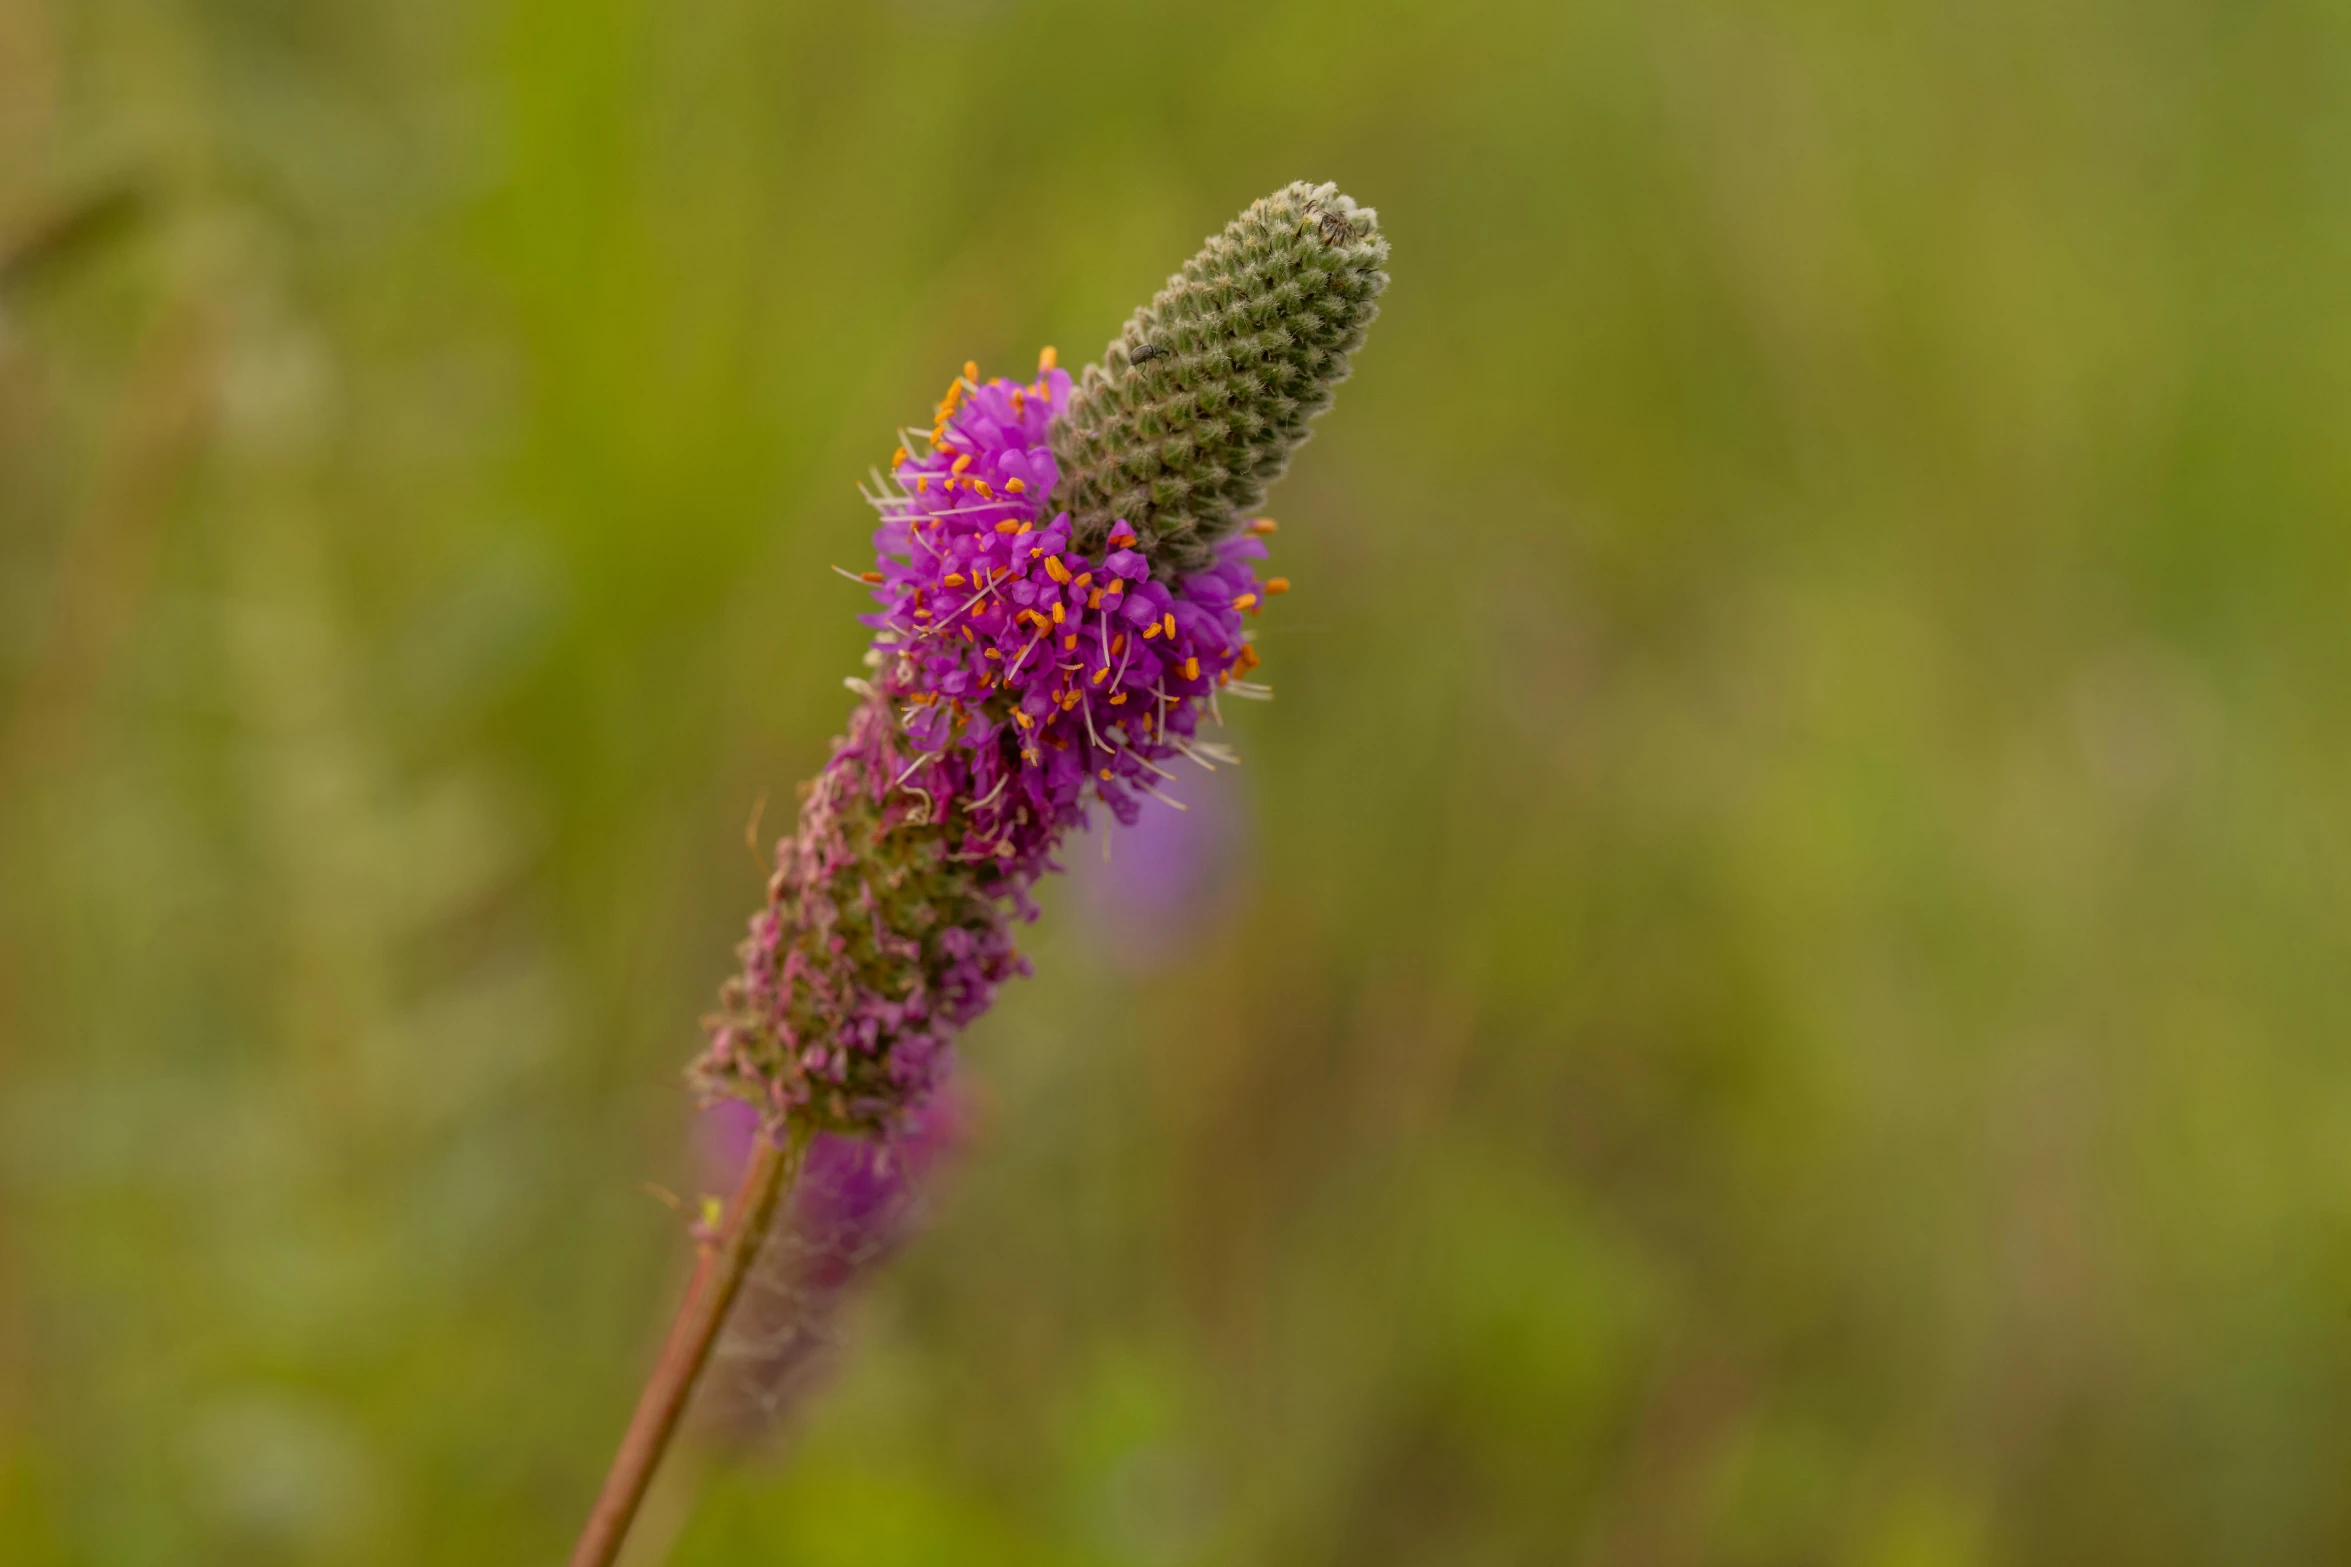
[864,351,1277,872]
[695,185,1386,1137]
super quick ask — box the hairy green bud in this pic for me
[1050,181,1390,572]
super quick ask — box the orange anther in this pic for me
[1050,601,1065,624]
[1246,518,1278,535]
[1038,345,1058,373]
[1232,593,1258,610]
[963,360,979,383]
[1264,577,1290,595]
[1044,556,1071,584]
[995,519,1023,534]
[1183,656,1200,679]
[1162,613,1177,639]
[1005,478,1026,493]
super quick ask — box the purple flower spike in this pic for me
[583,186,1383,1557]
[690,187,1383,1140]
[693,350,1286,1137]
[860,352,1280,870]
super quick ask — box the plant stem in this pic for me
[568,1119,811,1567]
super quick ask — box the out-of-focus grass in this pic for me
[4,1,2350,1562]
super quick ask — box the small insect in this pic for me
[1129,342,1169,366]
[1313,209,1356,247]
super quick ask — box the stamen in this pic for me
[1264,577,1290,595]
[1006,626,1049,676]
[1136,780,1190,812]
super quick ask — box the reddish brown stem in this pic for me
[568,1121,810,1567]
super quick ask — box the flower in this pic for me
[696,357,1285,1136]
[863,350,1280,873]
[693,183,1385,1139]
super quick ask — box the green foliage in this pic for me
[1050,182,1389,571]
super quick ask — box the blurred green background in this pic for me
[6,0,2351,1562]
